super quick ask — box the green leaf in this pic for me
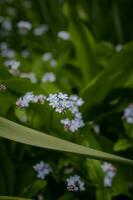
[1,79,36,94]
[0,117,133,165]
[113,139,133,151]
[81,42,133,111]
[20,180,46,198]
[0,91,14,116]
[0,140,15,195]
[96,189,112,200]
[64,2,99,84]
[86,160,104,186]
[0,197,32,200]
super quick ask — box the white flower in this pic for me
[61,117,84,132]
[58,92,68,100]
[17,21,32,35]
[4,59,20,75]
[1,48,16,59]
[66,175,85,192]
[47,92,85,132]
[101,162,115,173]
[115,44,123,52]
[4,59,20,70]
[2,19,12,31]
[58,31,70,40]
[47,93,69,113]
[50,59,57,68]
[42,72,56,83]
[101,162,116,187]
[123,104,133,124]
[42,52,52,61]
[104,176,112,187]
[16,92,46,109]
[93,124,100,134]
[0,42,8,50]
[34,24,48,36]
[0,84,6,92]
[33,161,52,179]
[20,72,37,83]
[70,95,84,107]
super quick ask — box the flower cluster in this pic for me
[66,175,85,192]
[1,19,12,32]
[47,93,70,113]
[0,42,16,58]
[16,92,46,109]
[33,24,48,36]
[123,104,133,124]
[57,31,70,40]
[16,92,84,132]
[41,72,56,83]
[17,20,32,35]
[42,52,57,68]
[46,93,85,132]
[101,162,116,187]
[4,59,20,75]
[33,161,52,179]
[0,84,6,92]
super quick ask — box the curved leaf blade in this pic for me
[81,42,133,110]
[0,117,133,166]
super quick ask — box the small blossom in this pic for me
[115,44,123,52]
[47,93,69,113]
[123,104,133,124]
[47,92,84,132]
[35,94,46,104]
[1,48,16,58]
[21,115,28,123]
[104,176,113,187]
[0,42,8,50]
[1,19,12,31]
[66,175,85,192]
[17,21,32,35]
[42,72,56,83]
[0,84,6,92]
[20,72,37,83]
[42,52,52,61]
[16,92,46,109]
[61,117,84,132]
[33,161,52,179]
[101,162,116,187]
[4,59,20,75]
[34,24,48,36]
[58,31,70,40]
[50,59,57,67]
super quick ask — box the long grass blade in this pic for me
[0,117,133,166]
